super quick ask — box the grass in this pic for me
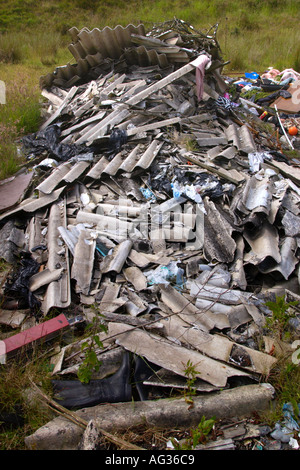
[0,64,49,180]
[260,296,300,426]
[0,354,54,450]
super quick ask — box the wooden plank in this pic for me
[0,314,69,363]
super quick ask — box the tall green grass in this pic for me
[0,65,46,180]
[1,0,299,71]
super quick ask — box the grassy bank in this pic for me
[0,0,299,71]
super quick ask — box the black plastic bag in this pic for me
[4,251,41,312]
[22,125,90,162]
[107,128,127,159]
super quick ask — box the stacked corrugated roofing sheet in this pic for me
[40,19,222,89]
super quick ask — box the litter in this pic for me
[1,18,300,450]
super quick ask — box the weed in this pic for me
[264,295,298,341]
[261,357,300,428]
[182,359,200,405]
[190,415,216,446]
[77,314,108,383]
[259,295,300,427]
[172,415,216,449]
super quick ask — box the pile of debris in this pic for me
[1,19,300,450]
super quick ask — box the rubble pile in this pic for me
[1,20,300,450]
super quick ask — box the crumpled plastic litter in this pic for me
[171,176,224,205]
[289,437,300,449]
[245,72,260,80]
[140,187,157,202]
[248,152,272,173]
[270,402,300,444]
[108,128,127,158]
[22,124,91,162]
[144,261,185,288]
[282,402,300,431]
[216,95,237,110]
[33,158,58,169]
[4,251,41,312]
[271,422,294,443]
[171,181,203,204]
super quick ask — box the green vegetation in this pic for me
[182,359,200,405]
[265,295,298,341]
[77,314,108,384]
[172,415,216,449]
[0,354,54,449]
[261,295,300,425]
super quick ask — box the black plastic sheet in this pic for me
[22,125,91,162]
[4,251,41,312]
[52,352,132,409]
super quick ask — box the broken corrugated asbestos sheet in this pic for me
[1,19,300,439]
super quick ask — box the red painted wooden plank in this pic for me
[3,314,69,359]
